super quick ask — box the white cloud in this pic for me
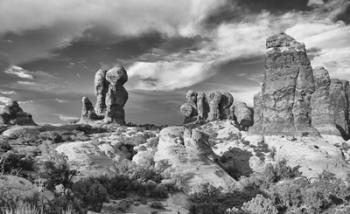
[0,0,225,37]
[128,61,215,90]
[4,66,34,79]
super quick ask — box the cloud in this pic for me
[128,61,217,90]
[3,65,67,93]
[0,0,226,37]
[4,66,34,79]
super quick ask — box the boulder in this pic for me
[311,67,341,136]
[231,102,253,130]
[330,79,350,139]
[104,65,129,125]
[250,33,317,136]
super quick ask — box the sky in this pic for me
[0,0,349,125]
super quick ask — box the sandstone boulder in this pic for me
[231,102,253,130]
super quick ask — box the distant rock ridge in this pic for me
[78,64,128,125]
[250,32,350,139]
[0,100,36,126]
[179,90,253,129]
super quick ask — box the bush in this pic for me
[0,152,35,177]
[38,153,77,192]
[262,159,301,186]
[72,178,108,212]
[241,194,278,214]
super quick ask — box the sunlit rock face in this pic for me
[154,126,239,193]
[250,33,318,136]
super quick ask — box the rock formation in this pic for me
[329,79,350,139]
[250,33,318,136]
[104,65,128,124]
[231,102,253,131]
[94,69,109,115]
[0,100,36,126]
[180,90,233,124]
[154,126,238,193]
[79,97,100,123]
[311,67,340,136]
[79,64,129,125]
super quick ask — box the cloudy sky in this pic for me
[0,0,349,125]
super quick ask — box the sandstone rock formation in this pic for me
[154,126,238,193]
[0,101,36,126]
[329,79,350,139]
[250,33,318,136]
[94,69,109,115]
[311,67,341,136]
[79,97,99,123]
[231,102,253,131]
[180,90,233,124]
[79,64,129,125]
[104,65,128,124]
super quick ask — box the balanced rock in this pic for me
[0,101,36,126]
[329,79,350,139]
[94,69,109,115]
[104,65,129,125]
[231,102,253,131]
[250,33,317,136]
[311,67,340,136]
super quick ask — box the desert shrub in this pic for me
[72,178,108,212]
[189,184,262,214]
[267,171,350,213]
[262,159,301,186]
[241,194,278,214]
[115,160,162,183]
[0,152,35,177]
[38,131,63,143]
[38,153,77,192]
[150,201,165,210]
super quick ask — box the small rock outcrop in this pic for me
[79,64,129,125]
[0,101,36,126]
[79,97,100,123]
[154,126,238,193]
[311,67,340,136]
[180,90,233,124]
[231,102,253,131]
[329,79,350,139]
[250,33,318,136]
